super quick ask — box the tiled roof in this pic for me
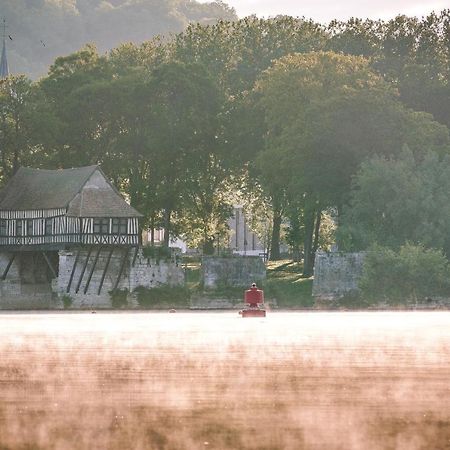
[67,188,142,218]
[0,166,98,210]
[0,166,142,218]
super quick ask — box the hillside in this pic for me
[3,0,237,79]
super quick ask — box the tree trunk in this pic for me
[302,209,315,277]
[312,210,322,254]
[150,216,155,246]
[163,209,171,247]
[270,212,282,261]
[288,210,302,263]
[203,237,215,255]
[303,209,322,277]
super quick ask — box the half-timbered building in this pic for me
[0,165,142,249]
[0,165,147,300]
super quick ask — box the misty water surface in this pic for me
[0,311,449,449]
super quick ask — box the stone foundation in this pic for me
[0,247,184,309]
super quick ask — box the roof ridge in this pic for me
[18,165,99,173]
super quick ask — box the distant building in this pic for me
[227,206,266,257]
[143,206,268,256]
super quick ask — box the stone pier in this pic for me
[0,247,184,309]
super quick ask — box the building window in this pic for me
[16,220,23,236]
[112,218,127,235]
[26,220,33,236]
[93,218,110,234]
[45,218,53,236]
[0,219,7,236]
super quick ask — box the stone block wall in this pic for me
[0,252,58,309]
[312,251,366,300]
[57,248,184,308]
[202,256,266,288]
[129,252,184,291]
[0,247,184,309]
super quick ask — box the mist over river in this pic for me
[0,311,449,449]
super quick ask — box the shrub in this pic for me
[142,246,172,261]
[110,289,129,308]
[359,243,450,304]
[62,294,73,309]
[134,286,190,308]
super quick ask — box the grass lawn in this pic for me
[263,260,314,308]
[128,257,315,309]
[183,257,314,308]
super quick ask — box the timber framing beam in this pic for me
[84,247,102,294]
[113,247,129,291]
[67,249,80,293]
[75,247,92,294]
[132,246,139,267]
[1,253,15,280]
[98,247,114,295]
[42,252,57,279]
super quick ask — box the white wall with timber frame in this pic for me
[0,210,140,247]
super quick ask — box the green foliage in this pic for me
[184,261,201,286]
[0,75,36,182]
[134,286,190,308]
[327,11,450,130]
[359,244,450,304]
[338,148,450,254]
[61,295,73,309]
[255,50,409,270]
[142,245,172,261]
[1,12,450,276]
[263,260,314,308]
[110,289,129,309]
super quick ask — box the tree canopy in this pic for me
[1,10,450,264]
[338,148,450,256]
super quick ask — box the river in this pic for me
[0,311,449,449]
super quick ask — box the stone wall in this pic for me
[0,252,59,309]
[0,247,184,309]
[313,251,366,300]
[202,256,266,288]
[57,248,184,308]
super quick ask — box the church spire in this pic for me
[0,19,9,78]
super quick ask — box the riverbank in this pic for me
[135,259,450,311]
[1,259,450,311]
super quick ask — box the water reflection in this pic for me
[0,312,449,449]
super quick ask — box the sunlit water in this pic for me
[0,311,449,449]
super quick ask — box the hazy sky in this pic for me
[205,0,449,22]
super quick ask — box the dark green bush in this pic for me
[359,243,450,304]
[110,289,129,308]
[142,245,172,261]
[62,294,73,309]
[134,286,190,308]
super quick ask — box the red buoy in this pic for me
[241,283,266,317]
